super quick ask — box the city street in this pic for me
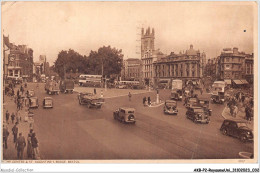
[4,83,252,160]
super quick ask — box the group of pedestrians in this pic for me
[226,90,253,121]
[142,96,151,106]
[4,114,39,159]
[3,81,40,160]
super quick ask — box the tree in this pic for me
[88,46,123,77]
[54,49,87,79]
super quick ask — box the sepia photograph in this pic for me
[1,1,258,167]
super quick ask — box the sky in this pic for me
[2,1,256,65]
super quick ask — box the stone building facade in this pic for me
[217,47,253,84]
[122,58,142,81]
[4,35,34,81]
[153,44,205,88]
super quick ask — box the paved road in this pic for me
[26,83,253,159]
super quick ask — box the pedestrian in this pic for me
[94,88,97,95]
[15,133,26,160]
[31,133,39,159]
[245,106,251,121]
[11,112,15,124]
[3,126,9,149]
[200,88,203,95]
[148,96,151,106]
[27,134,33,159]
[17,89,20,97]
[128,92,132,101]
[233,105,238,117]
[143,97,146,106]
[6,110,10,124]
[12,123,18,143]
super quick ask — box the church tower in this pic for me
[141,27,155,59]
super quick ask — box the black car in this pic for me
[163,100,178,115]
[220,119,253,142]
[186,107,210,124]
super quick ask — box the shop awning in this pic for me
[233,80,243,85]
[240,79,249,84]
[224,79,232,85]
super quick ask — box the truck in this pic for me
[78,92,104,109]
[60,80,74,93]
[45,80,60,95]
[211,81,226,104]
[171,80,183,100]
[172,79,182,90]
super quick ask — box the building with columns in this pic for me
[153,44,205,88]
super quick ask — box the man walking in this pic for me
[3,127,9,149]
[128,92,132,101]
[94,88,97,95]
[12,123,18,143]
[15,133,26,160]
[6,110,10,124]
[11,112,15,124]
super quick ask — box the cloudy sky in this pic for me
[2,1,256,65]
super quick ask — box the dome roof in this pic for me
[186,44,199,56]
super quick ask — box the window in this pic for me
[226,58,229,62]
[192,71,195,77]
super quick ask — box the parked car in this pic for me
[29,97,39,108]
[113,107,136,124]
[78,92,104,108]
[220,119,253,142]
[27,90,35,98]
[186,107,210,124]
[164,100,178,115]
[43,97,53,108]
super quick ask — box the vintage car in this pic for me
[27,90,35,98]
[43,97,53,108]
[29,97,39,108]
[170,90,182,101]
[184,96,198,108]
[164,100,178,115]
[211,91,225,104]
[220,119,253,142]
[78,92,104,108]
[183,89,190,97]
[197,98,212,116]
[113,107,136,124]
[186,106,210,124]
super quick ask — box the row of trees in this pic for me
[53,46,123,79]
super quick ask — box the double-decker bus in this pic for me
[78,74,102,87]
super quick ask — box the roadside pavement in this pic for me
[3,92,34,160]
[221,105,253,130]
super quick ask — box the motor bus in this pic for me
[78,74,102,87]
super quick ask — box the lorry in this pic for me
[171,80,183,100]
[78,92,104,108]
[172,79,182,90]
[60,80,74,93]
[211,81,225,104]
[45,80,60,95]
